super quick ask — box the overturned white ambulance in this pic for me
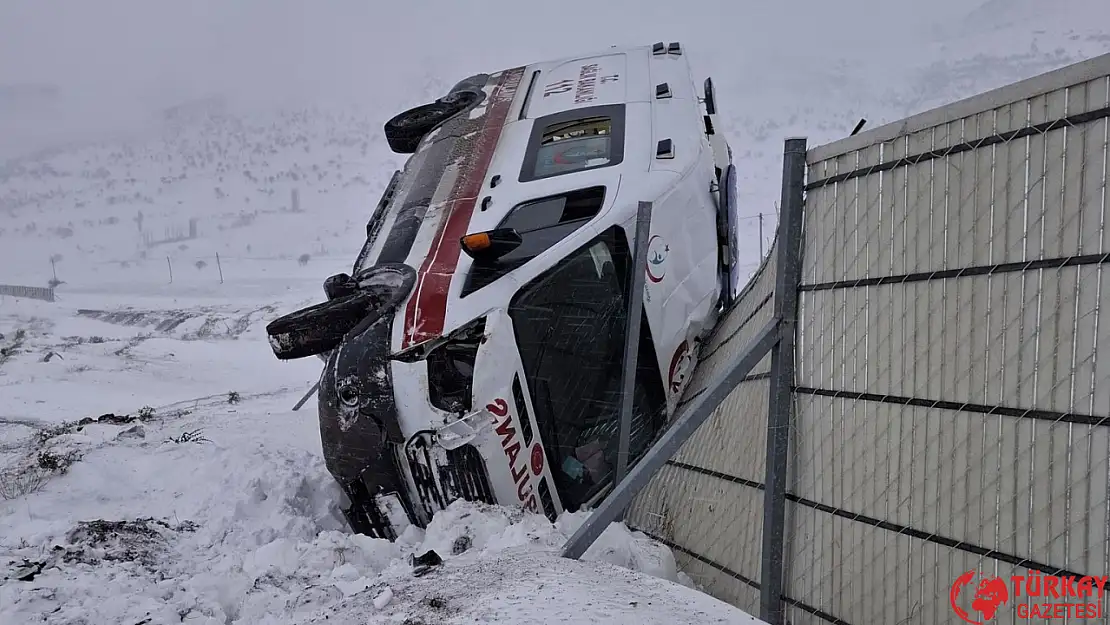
[266,41,743,538]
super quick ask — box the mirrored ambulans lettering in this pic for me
[573,64,619,104]
[543,80,573,97]
[486,398,539,512]
[573,64,599,103]
[543,65,620,102]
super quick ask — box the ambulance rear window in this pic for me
[519,105,625,183]
[462,186,606,296]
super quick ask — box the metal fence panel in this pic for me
[565,53,1110,625]
[787,54,1110,625]
[0,284,55,302]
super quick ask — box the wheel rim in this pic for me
[402,108,443,127]
[441,91,477,107]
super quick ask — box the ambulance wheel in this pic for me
[384,91,479,154]
[265,292,381,360]
[717,163,739,309]
[703,77,718,115]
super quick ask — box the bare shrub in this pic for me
[0,466,50,500]
[165,429,211,444]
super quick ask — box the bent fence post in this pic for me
[613,201,653,494]
[561,317,782,560]
[292,381,320,412]
[759,137,808,625]
[293,353,332,411]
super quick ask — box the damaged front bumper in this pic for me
[267,264,506,540]
[319,295,497,538]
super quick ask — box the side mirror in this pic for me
[460,228,523,263]
[323,273,356,300]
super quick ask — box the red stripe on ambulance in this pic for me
[402,67,527,349]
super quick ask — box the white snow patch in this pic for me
[305,547,755,625]
[371,586,394,610]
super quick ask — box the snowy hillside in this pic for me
[1,0,1109,623]
[0,106,398,289]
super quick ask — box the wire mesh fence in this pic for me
[567,53,1110,625]
[0,284,55,302]
[786,59,1110,625]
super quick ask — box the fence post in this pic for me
[613,201,652,494]
[759,212,764,259]
[562,318,781,560]
[167,257,173,284]
[759,137,808,625]
[216,253,224,284]
[292,381,321,411]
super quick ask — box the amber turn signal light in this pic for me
[461,232,492,252]
[459,228,523,261]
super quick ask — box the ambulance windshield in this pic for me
[507,226,661,512]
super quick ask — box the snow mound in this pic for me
[304,548,757,625]
[2,487,756,625]
[1,306,757,623]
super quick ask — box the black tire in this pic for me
[384,92,478,154]
[717,163,739,309]
[703,77,718,115]
[447,73,490,97]
[265,292,381,361]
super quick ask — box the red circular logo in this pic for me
[668,341,690,394]
[530,444,545,476]
[950,570,1009,624]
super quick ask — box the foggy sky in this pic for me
[0,0,1104,157]
[0,0,968,106]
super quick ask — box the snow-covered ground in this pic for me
[1,0,1108,623]
[0,292,758,624]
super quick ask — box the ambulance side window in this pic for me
[462,186,606,296]
[519,104,626,183]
